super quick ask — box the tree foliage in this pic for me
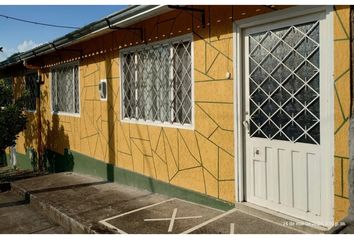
[0,79,28,151]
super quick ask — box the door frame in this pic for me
[233,5,334,225]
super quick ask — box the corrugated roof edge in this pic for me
[0,5,170,69]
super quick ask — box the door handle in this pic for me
[243,120,250,133]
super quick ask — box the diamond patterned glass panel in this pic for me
[296,37,317,58]
[250,67,267,84]
[272,64,291,83]
[248,21,320,144]
[272,41,292,61]
[51,63,80,114]
[272,87,290,106]
[25,73,37,111]
[261,32,280,51]
[284,51,304,71]
[295,61,317,81]
[262,55,280,74]
[121,38,192,125]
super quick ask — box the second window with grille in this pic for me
[121,36,193,126]
[51,62,80,115]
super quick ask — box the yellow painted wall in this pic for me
[333,5,351,223]
[12,73,39,155]
[13,5,280,204]
[4,5,352,220]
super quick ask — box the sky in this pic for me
[0,5,127,61]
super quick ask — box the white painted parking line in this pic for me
[168,208,178,232]
[99,221,128,234]
[230,223,235,234]
[143,208,203,233]
[175,198,225,213]
[181,208,238,234]
[182,205,308,234]
[144,216,203,221]
[99,198,176,223]
[98,198,176,234]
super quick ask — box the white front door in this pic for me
[242,11,332,225]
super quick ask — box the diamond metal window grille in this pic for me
[121,38,192,125]
[248,21,320,144]
[25,73,37,111]
[51,63,80,114]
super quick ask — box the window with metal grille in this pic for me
[121,36,192,126]
[25,72,37,111]
[51,62,80,115]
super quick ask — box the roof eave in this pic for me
[0,5,171,69]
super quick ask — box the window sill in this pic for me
[51,111,80,118]
[120,118,194,130]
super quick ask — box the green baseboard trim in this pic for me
[46,148,235,211]
[3,151,33,170]
[16,151,34,170]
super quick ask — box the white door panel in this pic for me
[246,139,321,215]
[243,13,329,224]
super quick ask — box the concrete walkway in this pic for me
[0,190,67,233]
[4,172,325,234]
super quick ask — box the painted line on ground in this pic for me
[144,216,203,221]
[230,223,235,234]
[168,208,178,232]
[181,208,238,234]
[143,207,203,233]
[99,198,176,222]
[99,220,128,234]
[182,205,308,234]
[98,198,176,234]
[175,197,226,213]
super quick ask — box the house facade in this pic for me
[0,5,351,227]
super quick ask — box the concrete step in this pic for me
[11,182,94,233]
[8,172,172,234]
[10,174,117,234]
[0,190,68,234]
